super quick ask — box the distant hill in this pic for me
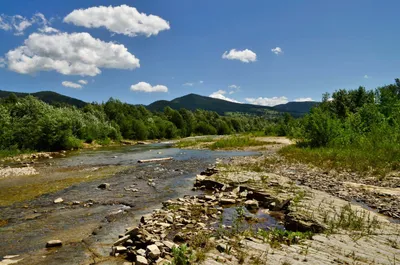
[0,90,87,108]
[274,101,319,115]
[148,93,317,116]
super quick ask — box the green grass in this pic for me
[175,137,215,148]
[0,149,35,159]
[279,144,400,177]
[209,136,267,150]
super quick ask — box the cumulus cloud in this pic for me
[78,80,88,85]
[294,97,314,102]
[209,90,241,103]
[271,47,283,55]
[183,82,194,86]
[38,26,59,33]
[222,49,257,63]
[5,32,140,76]
[364,75,370,79]
[62,81,82,89]
[64,5,170,37]
[228,84,240,89]
[245,96,288,106]
[0,57,6,68]
[130,82,168,93]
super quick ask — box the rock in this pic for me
[173,232,186,243]
[155,258,168,264]
[166,214,174,224]
[46,240,62,248]
[98,183,110,189]
[136,255,148,265]
[53,198,63,204]
[72,201,80,205]
[146,244,161,260]
[113,235,130,246]
[3,255,19,259]
[216,243,227,253]
[219,198,236,204]
[162,241,176,251]
[114,246,127,254]
[244,200,259,209]
[137,249,146,256]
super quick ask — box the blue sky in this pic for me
[0,0,399,106]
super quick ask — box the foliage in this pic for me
[279,79,400,176]
[209,136,266,149]
[169,244,192,265]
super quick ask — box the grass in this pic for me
[0,149,35,159]
[209,136,267,150]
[175,137,215,148]
[279,144,400,177]
[257,228,313,248]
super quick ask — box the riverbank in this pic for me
[109,138,400,265]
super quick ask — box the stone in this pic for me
[155,258,168,264]
[166,215,174,224]
[3,255,19,259]
[113,235,130,246]
[173,232,186,243]
[98,183,110,189]
[220,198,235,204]
[46,240,62,248]
[216,243,227,253]
[146,244,161,260]
[53,198,63,204]
[135,255,148,265]
[244,200,259,209]
[137,249,146,256]
[114,246,127,254]
[162,241,176,251]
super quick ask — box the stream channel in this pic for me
[0,143,258,265]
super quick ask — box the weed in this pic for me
[257,228,313,248]
[209,136,267,150]
[169,244,192,265]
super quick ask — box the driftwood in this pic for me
[138,157,173,163]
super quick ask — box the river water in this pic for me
[0,143,258,265]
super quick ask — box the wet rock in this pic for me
[98,183,110,189]
[136,255,148,265]
[146,244,161,260]
[53,198,63,204]
[46,240,62,248]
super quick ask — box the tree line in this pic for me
[0,94,270,152]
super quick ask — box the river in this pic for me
[0,143,257,265]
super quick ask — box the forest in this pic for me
[0,94,269,153]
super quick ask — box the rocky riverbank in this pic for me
[111,164,400,265]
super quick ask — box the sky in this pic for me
[0,0,399,106]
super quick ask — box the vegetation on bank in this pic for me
[0,94,271,154]
[277,79,400,176]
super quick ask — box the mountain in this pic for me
[0,90,87,108]
[147,93,316,116]
[274,101,319,115]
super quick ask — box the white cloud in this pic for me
[245,96,288,106]
[209,90,241,103]
[0,13,56,36]
[0,57,5,68]
[64,5,170,37]
[62,81,82,89]
[130,82,168,93]
[183,82,194,86]
[0,17,11,31]
[222,49,257,63]
[228,84,240,89]
[364,75,370,79]
[78,80,88,85]
[271,47,283,55]
[5,32,140,76]
[199,80,204,84]
[38,26,59,34]
[294,97,314,102]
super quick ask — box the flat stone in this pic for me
[46,240,62,248]
[166,214,174,224]
[3,256,19,259]
[162,241,176,251]
[53,198,63,204]
[135,255,148,265]
[220,198,235,204]
[244,199,259,209]
[114,246,127,253]
[113,235,130,246]
[146,244,161,260]
[137,249,146,256]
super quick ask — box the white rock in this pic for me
[46,240,62,248]
[146,244,161,259]
[53,198,63,204]
[136,255,148,265]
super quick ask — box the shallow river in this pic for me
[0,143,258,265]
